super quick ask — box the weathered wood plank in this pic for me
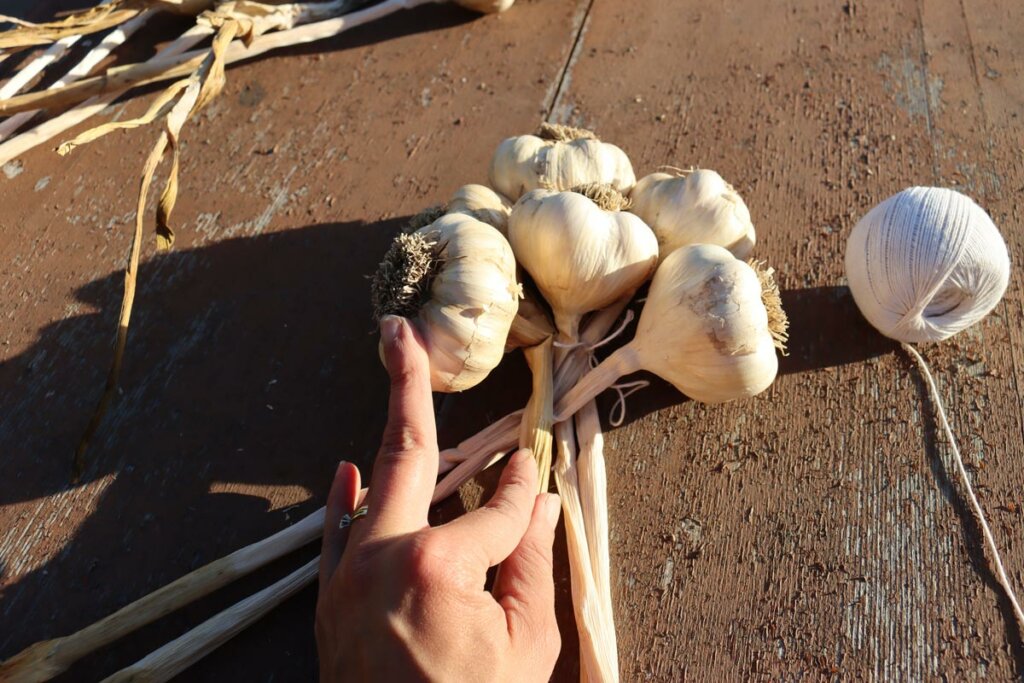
[3,0,1024,680]
[539,0,1024,679]
[0,1,587,679]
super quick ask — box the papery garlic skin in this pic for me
[490,134,635,201]
[635,244,778,403]
[376,213,521,392]
[509,189,657,340]
[630,170,756,262]
[453,0,515,13]
[448,184,513,234]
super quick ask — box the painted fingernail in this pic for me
[380,315,402,346]
[543,493,561,526]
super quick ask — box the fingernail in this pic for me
[380,315,402,347]
[511,448,532,464]
[542,493,561,526]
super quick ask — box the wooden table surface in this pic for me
[2,0,1023,680]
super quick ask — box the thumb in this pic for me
[493,493,562,658]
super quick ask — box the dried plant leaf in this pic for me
[520,337,554,493]
[0,51,206,116]
[575,400,619,676]
[0,3,141,50]
[553,421,618,682]
[57,80,189,156]
[157,20,237,249]
[74,132,168,479]
[74,22,237,474]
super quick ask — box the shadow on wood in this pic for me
[0,215,538,681]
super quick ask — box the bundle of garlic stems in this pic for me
[0,302,623,683]
[0,0,493,159]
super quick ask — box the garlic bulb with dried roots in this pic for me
[371,213,522,392]
[630,169,756,261]
[508,184,658,342]
[556,244,788,418]
[448,184,513,234]
[490,124,636,200]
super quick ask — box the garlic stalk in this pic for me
[553,420,618,682]
[372,213,521,392]
[520,337,554,493]
[629,169,756,261]
[490,123,636,200]
[101,558,319,683]
[556,244,788,421]
[438,297,632,473]
[0,9,156,143]
[508,185,657,344]
[0,413,520,683]
[505,292,555,351]
[575,400,617,676]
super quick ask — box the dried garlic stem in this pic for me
[0,3,142,51]
[0,23,212,166]
[2,432,509,682]
[439,297,632,470]
[0,0,437,117]
[101,558,320,683]
[0,9,156,142]
[0,34,82,100]
[575,400,618,676]
[0,509,325,682]
[520,337,554,492]
[438,410,523,474]
[553,420,618,682]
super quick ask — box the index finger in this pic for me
[359,316,438,540]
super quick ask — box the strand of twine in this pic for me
[554,309,636,351]
[607,379,649,427]
[902,341,1024,633]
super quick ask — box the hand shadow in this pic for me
[0,214,531,681]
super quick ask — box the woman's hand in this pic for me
[316,315,562,682]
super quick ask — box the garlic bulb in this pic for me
[630,170,756,262]
[490,123,636,201]
[556,244,788,417]
[453,0,515,13]
[448,184,513,234]
[845,187,1010,343]
[371,213,521,392]
[508,185,658,341]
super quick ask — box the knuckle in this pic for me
[379,423,431,456]
[389,364,419,389]
[406,534,450,581]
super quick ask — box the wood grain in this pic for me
[541,0,1024,679]
[1,0,1023,681]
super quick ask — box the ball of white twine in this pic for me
[845,186,1010,343]
[845,186,1023,635]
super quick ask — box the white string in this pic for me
[902,341,1024,633]
[607,380,649,427]
[553,309,635,351]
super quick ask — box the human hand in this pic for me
[315,315,562,682]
